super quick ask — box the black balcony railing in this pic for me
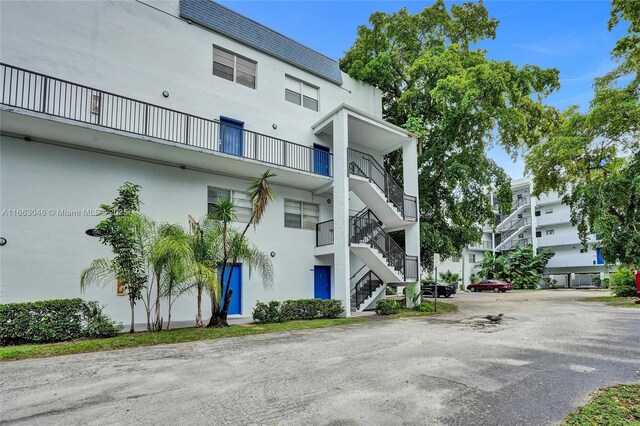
[0,63,332,177]
[316,220,334,247]
[347,148,417,221]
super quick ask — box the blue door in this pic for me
[220,117,244,156]
[313,144,331,176]
[314,265,331,299]
[219,264,242,315]
[596,248,605,265]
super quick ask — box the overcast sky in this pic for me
[220,1,625,178]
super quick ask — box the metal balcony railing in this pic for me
[470,241,494,250]
[498,238,532,252]
[347,148,417,221]
[315,220,334,247]
[0,63,333,177]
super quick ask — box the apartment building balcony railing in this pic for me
[470,241,493,250]
[498,238,532,252]
[347,148,417,221]
[316,220,334,247]
[0,63,332,176]
[351,270,383,311]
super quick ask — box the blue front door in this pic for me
[219,264,242,315]
[220,117,244,156]
[313,144,331,176]
[314,265,331,299]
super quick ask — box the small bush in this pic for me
[252,299,344,324]
[252,301,283,324]
[375,299,400,315]
[415,302,436,313]
[385,286,397,295]
[0,299,119,345]
[610,267,637,297]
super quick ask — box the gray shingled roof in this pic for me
[180,0,343,85]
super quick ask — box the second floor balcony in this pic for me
[0,63,333,189]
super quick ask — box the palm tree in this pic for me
[152,223,193,330]
[208,170,276,328]
[188,215,221,327]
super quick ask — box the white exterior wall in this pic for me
[1,135,327,321]
[0,0,382,150]
[0,0,421,322]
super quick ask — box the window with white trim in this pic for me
[545,208,553,214]
[213,46,256,89]
[285,75,319,111]
[284,200,319,229]
[469,254,476,263]
[546,229,554,235]
[207,187,252,223]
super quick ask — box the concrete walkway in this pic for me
[1,290,638,425]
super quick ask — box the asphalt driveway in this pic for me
[1,290,638,425]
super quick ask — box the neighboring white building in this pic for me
[436,178,606,288]
[0,0,420,323]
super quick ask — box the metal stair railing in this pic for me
[347,148,417,221]
[350,270,383,310]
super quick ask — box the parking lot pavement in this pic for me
[1,290,638,425]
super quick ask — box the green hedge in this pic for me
[375,299,400,315]
[0,299,120,345]
[253,299,344,324]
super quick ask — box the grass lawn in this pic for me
[386,300,458,319]
[579,296,640,308]
[563,384,640,425]
[0,317,365,362]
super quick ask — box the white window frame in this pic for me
[469,254,476,263]
[546,229,554,235]
[284,199,319,230]
[213,45,257,89]
[207,187,252,223]
[285,75,319,111]
[545,208,553,214]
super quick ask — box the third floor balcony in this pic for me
[0,63,333,190]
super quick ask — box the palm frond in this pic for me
[80,258,117,293]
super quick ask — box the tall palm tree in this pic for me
[208,170,276,328]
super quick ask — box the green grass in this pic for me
[0,318,364,362]
[563,384,640,425]
[386,301,458,318]
[579,296,640,308]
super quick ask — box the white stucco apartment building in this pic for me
[0,0,420,323]
[437,178,606,288]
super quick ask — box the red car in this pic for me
[468,280,513,293]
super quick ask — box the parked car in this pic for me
[421,280,456,298]
[468,279,513,293]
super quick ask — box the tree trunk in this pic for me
[195,284,203,327]
[167,301,172,331]
[129,299,135,333]
[207,288,232,328]
[153,272,162,331]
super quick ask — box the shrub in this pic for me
[470,274,480,284]
[0,299,119,345]
[252,299,344,324]
[252,301,283,324]
[610,267,637,297]
[375,299,400,315]
[415,302,436,313]
[385,286,397,295]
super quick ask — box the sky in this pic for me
[220,0,626,179]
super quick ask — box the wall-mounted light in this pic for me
[162,91,170,98]
[0,237,6,246]
[327,199,332,204]
[85,229,101,237]
[272,123,278,129]
[270,251,276,258]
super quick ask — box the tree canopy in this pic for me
[525,0,640,267]
[340,0,560,270]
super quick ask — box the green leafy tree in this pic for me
[439,270,461,284]
[340,1,560,271]
[188,215,221,327]
[81,183,148,333]
[208,170,276,328]
[525,0,640,267]
[477,245,555,289]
